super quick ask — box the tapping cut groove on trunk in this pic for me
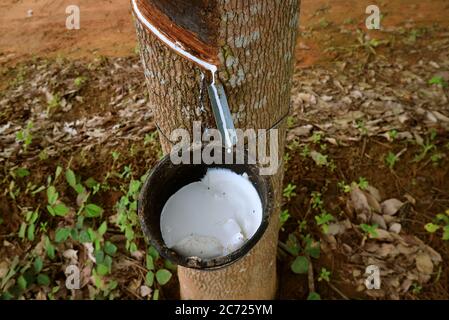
[132,0,219,69]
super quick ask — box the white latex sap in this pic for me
[160,168,262,259]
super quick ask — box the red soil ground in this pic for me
[1,0,448,65]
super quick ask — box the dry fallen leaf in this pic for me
[415,253,433,275]
[389,223,402,234]
[0,261,8,278]
[63,249,79,264]
[128,278,142,293]
[381,199,404,216]
[140,285,152,298]
[377,243,398,257]
[364,191,382,213]
[327,222,346,236]
[373,229,393,241]
[350,186,371,216]
[371,213,387,230]
[287,125,313,140]
[83,243,96,263]
[424,245,443,264]
[131,250,144,261]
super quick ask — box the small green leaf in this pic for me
[318,268,331,282]
[108,280,118,291]
[129,180,141,195]
[305,240,320,259]
[65,169,77,188]
[70,228,79,241]
[15,168,30,178]
[55,228,71,243]
[47,186,58,205]
[29,209,39,224]
[358,177,369,190]
[429,75,447,87]
[164,260,177,272]
[85,204,103,218]
[2,292,13,300]
[27,223,35,241]
[37,274,50,286]
[45,237,56,260]
[46,205,55,216]
[55,166,63,180]
[279,210,290,228]
[436,213,449,224]
[79,230,92,243]
[153,289,159,300]
[148,246,159,261]
[291,256,309,274]
[98,221,107,236]
[307,292,321,300]
[18,222,26,239]
[315,212,334,226]
[360,223,379,238]
[53,203,69,217]
[95,250,105,264]
[18,275,27,290]
[155,269,172,286]
[443,226,449,241]
[146,254,154,270]
[104,255,112,271]
[85,177,99,189]
[97,264,109,276]
[74,184,85,195]
[16,131,24,141]
[286,234,300,256]
[111,151,120,161]
[424,223,440,233]
[129,242,138,253]
[76,215,84,229]
[34,257,43,273]
[104,241,117,256]
[145,271,154,287]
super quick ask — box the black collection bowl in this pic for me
[137,147,274,270]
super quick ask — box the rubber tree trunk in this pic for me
[133,0,300,299]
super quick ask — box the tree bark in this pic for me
[133,0,300,299]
